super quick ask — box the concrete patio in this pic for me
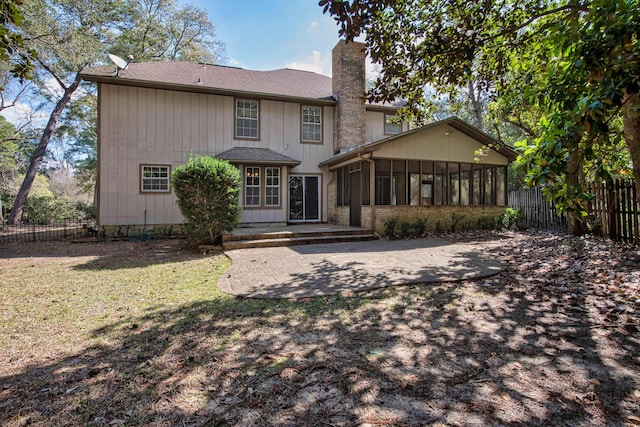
[218,231,506,299]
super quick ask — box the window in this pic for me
[140,165,170,193]
[384,114,401,135]
[245,167,260,206]
[236,99,259,139]
[265,167,280,206]
[243,166,281,208]
[302,106,322,143]
[371,159,507,207]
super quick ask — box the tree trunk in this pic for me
[468,80,484,131]
[623,93,640,198]
[567,146,585,236]
[7,73,83,224]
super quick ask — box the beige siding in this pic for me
[98,84,335,226]
[365,110,407,143]
[374,123,509,165]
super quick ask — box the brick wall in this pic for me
[371,205,509,234]
[332,40,366,153]
[335,206,350,226]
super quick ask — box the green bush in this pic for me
[477,215,500,230]
[501,208,523,230]
[172,155,241,245]
[413,217,428,235]
[19,196,91,224]
[382,217,398,237]
[398,220,412,237]
[451,212,466,232]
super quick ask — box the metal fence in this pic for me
[0,219,98,244]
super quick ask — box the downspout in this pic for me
[359,154,376,232]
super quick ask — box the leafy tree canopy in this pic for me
[321,0,640,230]
[0,0,36,86]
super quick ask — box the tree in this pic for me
[55,94,97,198]
[6,0,225,224]
[172,156,242,245]
[0,0,36,87]
[321,0,640,233]
[111,0,225,63]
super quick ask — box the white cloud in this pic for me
[285,50,329,75]
[309,21,318,31]
[227,58,244,68]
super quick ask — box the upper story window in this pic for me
[236,99,259,139]
[384,114,401,135]
[140,165,170,193]
[301,105,322,143]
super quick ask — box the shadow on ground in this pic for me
[2,236,639,426]
[220,238,506,298]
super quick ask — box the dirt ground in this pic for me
[1,231,639,426]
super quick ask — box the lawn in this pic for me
[0,233,639,426]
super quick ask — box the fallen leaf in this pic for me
[627,415,640,425]
[590,378,601,386]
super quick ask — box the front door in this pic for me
[289,176,320,222]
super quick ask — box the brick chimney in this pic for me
[332,40,366,154]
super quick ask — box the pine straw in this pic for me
[0,231,639,426]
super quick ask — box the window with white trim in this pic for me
[245,167,260,206]
[384,114,401,135]
[236,99,259,139]
[141,165,170,193]
[301,105,322,143]
[265,167,280,206]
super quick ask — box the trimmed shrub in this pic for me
[172,156,242,245]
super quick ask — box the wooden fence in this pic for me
[589,179,639,245]
[509,179,639,245]
[508,187,567,233]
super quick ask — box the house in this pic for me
[79,40,516,235]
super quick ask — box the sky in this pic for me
[1,2,353,126]
[188,1,343,76]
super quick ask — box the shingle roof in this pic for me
[80,61,404,110]
[215,147,301,166]
[80,62,335,103]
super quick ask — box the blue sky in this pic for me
[188,1,342,76]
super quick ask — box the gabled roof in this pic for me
[319,116,518,168]
[216,147,301,166]
[80,61,404,111]
[80,62,336,104]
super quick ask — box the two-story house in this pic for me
[80,40,516,235]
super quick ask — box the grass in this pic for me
[1,235,638,426]
[1,248,226,359]
[0,239,362,367]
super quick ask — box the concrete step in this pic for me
[222,228,372,242]
[222,232,378,250]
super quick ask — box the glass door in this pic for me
[289,176,320,222]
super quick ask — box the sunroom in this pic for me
[320,117,518,233]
